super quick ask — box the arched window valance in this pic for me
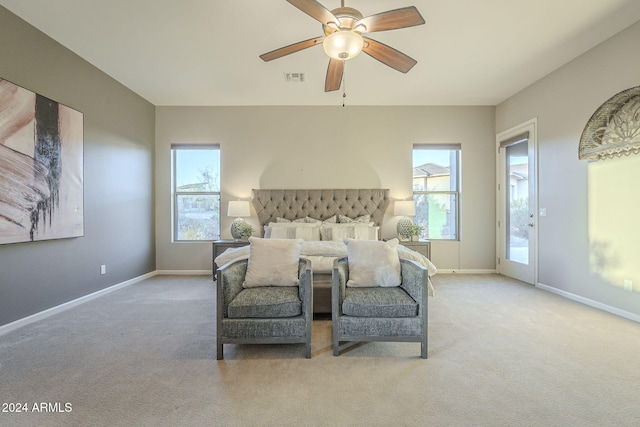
[579,86,640,161]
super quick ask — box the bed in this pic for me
[215,189,437,314]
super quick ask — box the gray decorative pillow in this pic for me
[243,237,303,287]
[304,215,337,223]
[345,238,401,287]
[339,214,371,224]
[276,217,307,223]
[320,215,338,223]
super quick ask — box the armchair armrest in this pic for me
[332,257,349,316]
[399,258,429,315]
[217,259,249,318]
[298,258,313,316]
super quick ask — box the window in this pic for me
[412,144,461,240]
[171,145,220,241]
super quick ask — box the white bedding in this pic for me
[214,240,437,296]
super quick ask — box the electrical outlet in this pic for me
[623,279,632,292]
[100,265,106,275]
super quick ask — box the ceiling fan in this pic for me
[260,0,425,92]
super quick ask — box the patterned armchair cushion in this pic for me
[228,287,302,318]
[342,287,418,318]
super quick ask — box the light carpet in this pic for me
[1,274,639,426]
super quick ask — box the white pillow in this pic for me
[320,223,379,241]
[353,225,378,240]
[269,224,320,241]
[264,222,318,238]
[243,237,303,287]
[345,238,401,287]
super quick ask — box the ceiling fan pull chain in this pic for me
[342,63,347,107]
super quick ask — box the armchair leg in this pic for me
[332,320,339,355]
[421,340,427,359]
[217,340,223,360]
[305,342,311,359]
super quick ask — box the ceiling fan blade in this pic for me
[287,0,340,27]
[260,36,324,62]
[362,37,417,73]
[325,58,344,92]
[355,6,425,33]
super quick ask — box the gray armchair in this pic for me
[216,258,313,359]
[332,257,429,358]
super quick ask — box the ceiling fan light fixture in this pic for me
[322,30,363,60]
[260,1,426,91]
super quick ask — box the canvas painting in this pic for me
[0,78,84,244]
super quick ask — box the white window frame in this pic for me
[171,144,221,242]
[412,144,461,241]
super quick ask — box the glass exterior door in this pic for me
[505,141,530,264]
[497,121,537,284]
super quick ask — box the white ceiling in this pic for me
[2,0,639,106]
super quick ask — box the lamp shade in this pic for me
[227,200,250,217]
[394,200,416,217]
[322,30,364,60]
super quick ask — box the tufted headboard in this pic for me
[251,189,390,227]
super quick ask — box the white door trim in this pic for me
[496,118,538,284]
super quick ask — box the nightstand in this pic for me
[400,239,431,259]
[212,240,249,274]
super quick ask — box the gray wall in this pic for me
[496,21,640,318]
[0,7,156,326]
[5,4,635,327]
[155,106,496,272]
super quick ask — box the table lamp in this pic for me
[394,200,416,240]
[227,200,250,241]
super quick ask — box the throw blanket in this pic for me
[215,241,437,296]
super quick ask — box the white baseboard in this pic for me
[436,269,497,274]
[0,271,157,336]
[537,282,640,323]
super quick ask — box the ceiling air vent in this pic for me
[284,72,305,83]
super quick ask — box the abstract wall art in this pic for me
[0,78,83,244]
